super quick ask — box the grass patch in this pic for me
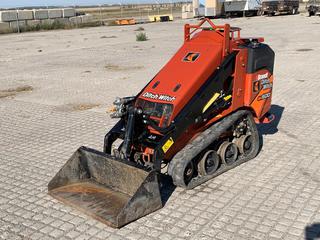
[77,21,104,28]
[0,28,15,34]
[136,32,148,41]
[0,20,104,35]
[0,85,33,98]
[20,21,69,32]
[101,35,117,39]
[72,103,100,111]
[104,64,121,71]
[296,48,313,52]
[105,64,144,71]
[56,103,100,112]
[135,26,145,31]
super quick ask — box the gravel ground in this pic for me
[0,13,320,240]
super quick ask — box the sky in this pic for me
[0,0,194,8]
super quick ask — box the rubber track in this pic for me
[168,110,260,189]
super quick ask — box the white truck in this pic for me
[223,0,262,17]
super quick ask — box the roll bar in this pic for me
[184,18,242,57]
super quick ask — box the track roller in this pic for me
[234,134,253,156]
[198,150,220,176]
[218,141,238,165]
[184,161,195,185]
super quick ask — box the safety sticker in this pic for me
[202,93,220,113]
[253,78,272,93]
[162,137,174,153]
[183,52,200,62]
[258,92,271,101]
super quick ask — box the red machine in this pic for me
[48,19,275,228]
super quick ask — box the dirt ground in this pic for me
[0,13,320,240]
[0,13,317,113]
[0,15,313,109]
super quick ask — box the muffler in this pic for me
[48,146,163,228]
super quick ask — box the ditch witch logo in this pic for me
[253,73,273,93]
[142,92,176,102]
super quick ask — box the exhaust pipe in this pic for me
[48,146,163,228]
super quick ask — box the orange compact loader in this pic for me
[48,19,275,228]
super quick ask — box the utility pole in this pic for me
[155,0,160,15]
[139,1,142,19]
[119,2,123,18]
[99,4,103,25]
[15,9,20,34]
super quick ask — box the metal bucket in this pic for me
[48,146,163,228]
